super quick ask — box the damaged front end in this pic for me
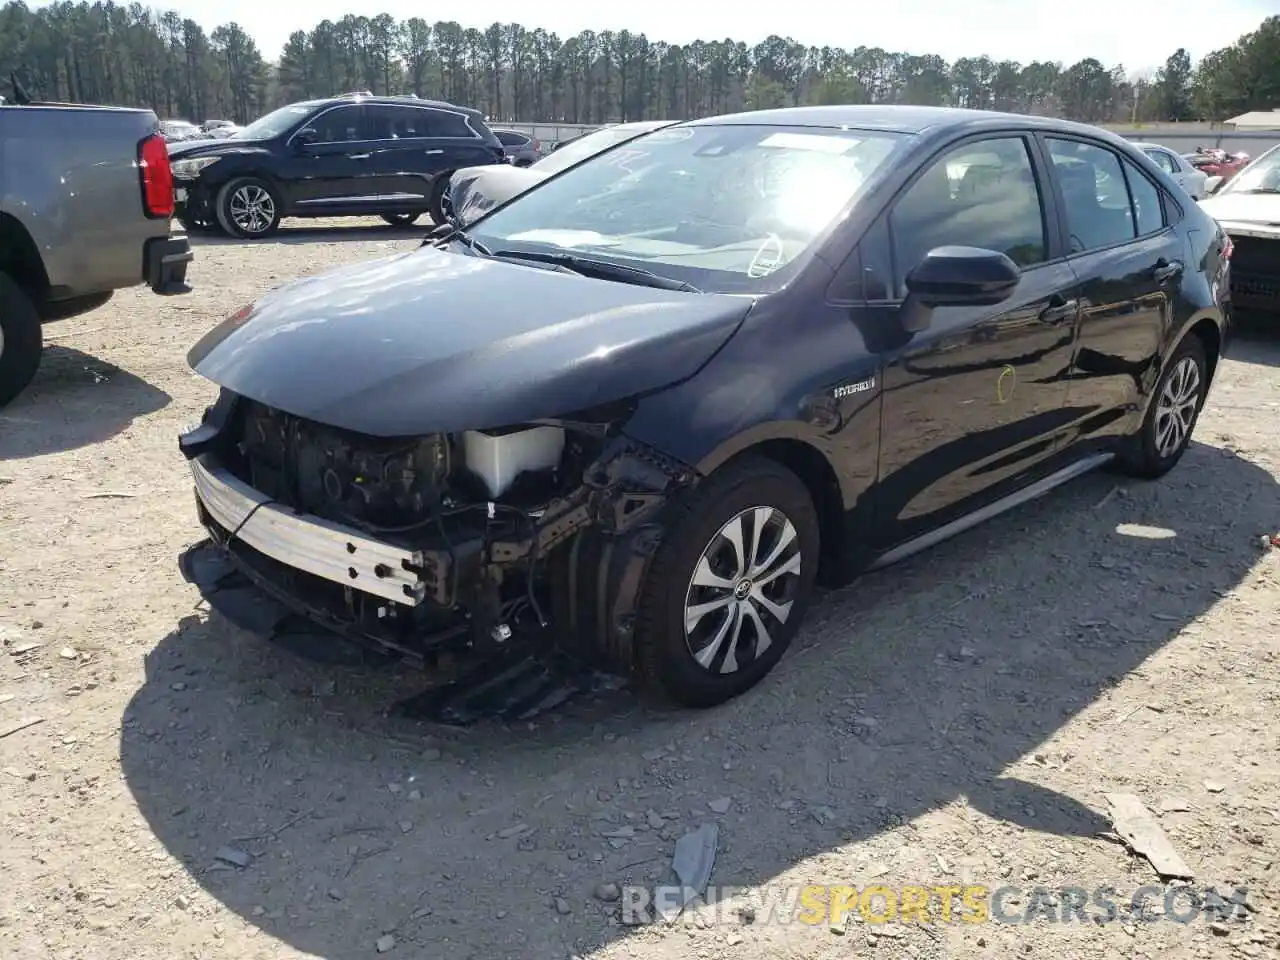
[178,387,698,706]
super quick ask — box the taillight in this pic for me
[532,138,541,152]
[137,132,174,219]
[1223,235,1234,260]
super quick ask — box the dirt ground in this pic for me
[2,217,1278,960]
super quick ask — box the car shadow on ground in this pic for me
[184,220,430,247]
[1225,312,1280,367]
[0,346,171,460]
[119,441,1276,959]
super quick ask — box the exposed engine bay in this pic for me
[179,389,696,680]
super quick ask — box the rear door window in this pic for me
[1046,139,1137,253]
[1121,158,1165,237]
[365,105,435,140]
[1145,149,1176,174]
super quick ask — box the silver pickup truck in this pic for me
[0,96,193,407]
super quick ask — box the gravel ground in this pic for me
[2,217,1279,960]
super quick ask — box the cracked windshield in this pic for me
[468,125,906,292]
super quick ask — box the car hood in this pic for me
[166,138,264,159]
[1199,192,1280,230]
[449,164,549,226]
[187,245,752,437]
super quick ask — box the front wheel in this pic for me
[633,458,820,708]
[1115,334,1208,479]
[215,177,282,239]
[0,273,44,408]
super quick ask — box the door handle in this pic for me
[1152,259,1183,283]
[349,153,371,160]
[423,149,444,156]
[1038,297,1078,325]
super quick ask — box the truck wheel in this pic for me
[380,213,421,227]
[215,177,282,239]
[632,457,820,708]
[428,175,454,226]
[0,273,44,408]
[1115,334,1208,480]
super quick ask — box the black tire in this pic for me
[632,457,820,708]
[380,212,422,227]
[428,175,453,226]
[0,273,43,409]
[215,176,282,239]
[1115,334,1209,480]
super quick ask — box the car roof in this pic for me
[306,93,485,118]
[1132,142,1172,151]
[684,104,1135,141]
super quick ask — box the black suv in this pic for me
[168,93,505,239]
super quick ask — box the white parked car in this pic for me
[1135,142,1210,199]
[1198,144,1280,316]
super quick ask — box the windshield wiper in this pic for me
[423,224,493,256]
[487,249,702,293]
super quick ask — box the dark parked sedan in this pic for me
[178,106,1230,715]
[169,93,505,238]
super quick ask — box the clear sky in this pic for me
[34,0,1279,76]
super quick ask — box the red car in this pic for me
[1184,147,1251,185]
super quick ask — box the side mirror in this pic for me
[1204,175,1223,195]
[900,245,1021,332]
[293,128,318,149]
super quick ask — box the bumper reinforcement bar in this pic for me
[190,453,427,606]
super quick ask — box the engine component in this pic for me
[238,402,451,528]
[462,426,565,499]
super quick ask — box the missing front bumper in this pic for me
[190,453,429,606]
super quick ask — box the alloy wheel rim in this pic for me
[683,506,802,675]
[1154,355,1201,458]
[229,185,275,234]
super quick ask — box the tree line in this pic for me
[2,2,1278,129]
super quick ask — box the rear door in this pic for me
[364,105,499,207]
[278,104,377,209]
[1042,136,1182,436]
[868,133,1081,547]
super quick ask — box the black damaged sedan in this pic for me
[179,106,1231,712]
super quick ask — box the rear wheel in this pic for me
[0,273,44,408]
[380,212,422,227]
[633,458,819,708]
[1115,334,1208,479]
[215,177,282,239]
[428,175,454,226]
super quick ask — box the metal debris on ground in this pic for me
[654,822,719,922]
[0,716,45,739]
[1104,793,1195,880]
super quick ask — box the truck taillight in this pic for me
[137,132,174,219]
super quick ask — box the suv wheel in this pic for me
[215,177,282,239]
[1115,334,1208,479]
[632,458,819,708]
[428,175,454,226]
[380,213,422,227]
[0,273,44,408]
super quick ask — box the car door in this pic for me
[867,133,1080,548]
[359,103,441,211]
[1042,136,1180,433]
[367,105,493,207]
[278,104,378,209]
